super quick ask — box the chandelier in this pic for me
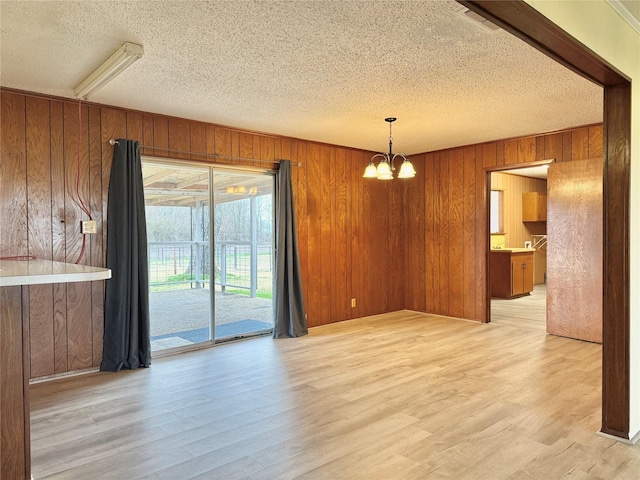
[363,117,416,180]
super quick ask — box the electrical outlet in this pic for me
[81,220,97,234]
[351,298,356,308]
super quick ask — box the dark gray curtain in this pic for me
[274,160,308,338]
[101,139,151,371]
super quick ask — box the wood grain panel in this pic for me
[88,106,104,367]
[319,145,333,323]
[475,147,487,321]
[333,148,350,321]
[436,151,450,314]
[547,158,602,343]
[544,133,563,161]
[252,135,262,168]
[504,139,518,165]
[536,136,546,161]
[63,102,93,370]
[259,136,276,168]
[370,179,391,314]
[101,108,127,259]
[49,100,69,374]
[142,116,154,156]
[361,152,372,317]
[295,142,309,312]
[189,122,207,162]
[214,127,232,158]
[230,130,240,159]
[168,118,190,160]
[63,102,89,264]
[496,141,505,166]
[389,170,403,312]
[239,133,254,167]
[0,91,27,256]
[28,280,54,379]
[562,131,572,162]
[412,154,427,312]
[588,125,603,158]
[153,117,169,158]
[350,150,364,318]
[280,137,291,161]
[571,127,589,161]
[126,112,142,143]
[26,96,52,259]
[448,149,464,318]
[482,143,496,168]
[26,96,55,377]
[205,125,216,163]
[305,143,321,326]
[1,286,28,480]
[518,136,536,164]
[404,154,425,311]
[329,148,338,323]
[463,147,476,319]
[274,137,282,161]
[424,153,435,313]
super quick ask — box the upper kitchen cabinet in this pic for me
[522,192,547,222]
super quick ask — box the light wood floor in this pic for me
[491,284,547,331]
[30,310,640,479]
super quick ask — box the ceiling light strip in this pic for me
[74,42,144,99]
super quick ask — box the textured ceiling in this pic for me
[0,1,603,155]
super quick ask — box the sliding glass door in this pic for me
[143,162,213,352]
[213,171,274,340]
[143,161,274,353]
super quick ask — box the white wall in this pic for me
[525,0,640,439]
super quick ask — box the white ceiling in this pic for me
[501,165,549,180]
[0,1,605,155]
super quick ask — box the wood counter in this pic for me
[0,260,110,480]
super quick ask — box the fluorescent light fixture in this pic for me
[74,42,144,100]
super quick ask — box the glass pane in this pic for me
[490,190,503,234]
[143,162,212,352]
[213,171,274,340]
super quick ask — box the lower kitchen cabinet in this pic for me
[490,249,534,299]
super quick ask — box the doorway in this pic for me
[488,165,548,331]
[142,160,275,353]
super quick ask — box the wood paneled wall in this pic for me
[0,90,405,378]
[491,172,547,284]
[1,88,603,377]
[403,125,603,321]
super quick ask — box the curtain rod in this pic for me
[108,139,300,167]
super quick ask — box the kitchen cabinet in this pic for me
[490,249,534,299]
[522,192,547,222]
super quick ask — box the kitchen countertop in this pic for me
[0,259,111,287]
[490,248,536,253]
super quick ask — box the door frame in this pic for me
[142,157,215,356]
[484,158,555,322]
[142,157,276,353]
[461,0,632,441]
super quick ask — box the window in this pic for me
[490,190,503,234]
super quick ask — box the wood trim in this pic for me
[484,158,555,173]
[601,82,631,438]
[462,0,632,440]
